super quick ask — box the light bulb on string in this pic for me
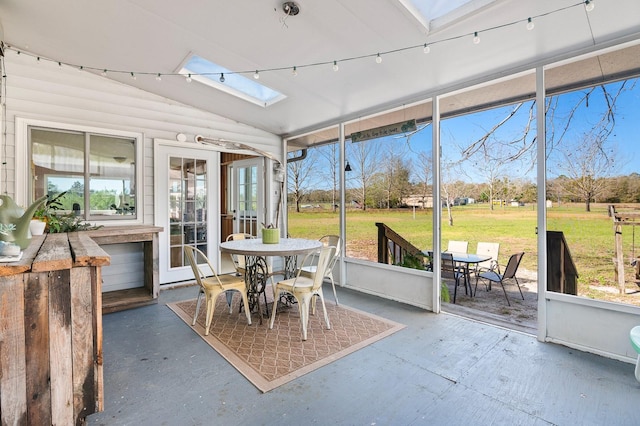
[292,66,298,76]
[253,70,260,79]
[473,32,481,44]
[375,53,382,64]
[526,17,535,31]
[333,61,339,71]
[101,69,107,76]
[423,43,431,54]
[219,73,225,83]
[185,73,192,83]
[130,72,136,80]
[155,73,162,81]
[585,0,595,12]
[58,62,62,68]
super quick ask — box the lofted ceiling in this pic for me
[1,0,639,147]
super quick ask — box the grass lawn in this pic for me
[287,202,640,305]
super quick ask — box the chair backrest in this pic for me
[476,242,500,270]
[320,235,341,270]
[184,246,223,289]
[447,240,468,254]
[296,246,336,290]
[440,252,458,280]
[226,233,252,271]
[502,252,525,279]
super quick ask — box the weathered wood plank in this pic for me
[0,235,45,277]
[48,270,74,425]
[32,234,72,273]
[24,272,52,426]
[70,267,96,424]
[0,274,27,425]
[85,225,163,245]
[92,267,104,412]
[68,233,110,267]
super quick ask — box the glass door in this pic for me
[232,158,263,236]
[155,142,217,283]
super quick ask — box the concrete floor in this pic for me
[88,284,639,425]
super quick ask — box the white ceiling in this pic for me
[1,0,639,142]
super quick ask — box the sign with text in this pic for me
[350,119,416,143]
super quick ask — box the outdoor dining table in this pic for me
[424,250,492,298]
[219,237,323,321]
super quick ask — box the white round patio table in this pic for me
[219,238,323,321]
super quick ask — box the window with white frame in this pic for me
[30,126,138,220]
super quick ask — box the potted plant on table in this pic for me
[260,180,284,244]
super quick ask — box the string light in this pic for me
[3,2,595,82]
[526,17,535,31]
[219,73,225,83]
[185,73,192,82]
[101,69,107,76]
[585,0,595,12]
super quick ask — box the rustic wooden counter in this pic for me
[84,225,163,313]
[0,233,109,425]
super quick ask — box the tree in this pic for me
[348,139,380,211]
[317,143,339,212]
[288,150,317,213]
[414,151,432,208]
[553,134,619,211]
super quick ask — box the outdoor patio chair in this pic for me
[269,246,336,340]
[226,233,253,276]
[475,252,525,306]
[300,235,341,305]
[447,240,469,270]
[441,252,467,304]
[184,246,252,335]
[474,242,500,289]
[447,240,469,253]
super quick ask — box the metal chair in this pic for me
[269,246,336,340]
[300,235,341,305]
[476,252,525,306]
[474,242,500,290]
[441,252,467,304]
[184,246,252,335]
[447,240,468,253]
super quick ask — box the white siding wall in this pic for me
[2,51,282,218]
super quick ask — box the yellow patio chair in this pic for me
[269,246,336,340]
[184,246,252,335]
[226,233,253,276]
[300,234,341,305]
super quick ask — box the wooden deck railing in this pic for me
[375,222,426,268]
[546,230,578,295]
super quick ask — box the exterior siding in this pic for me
[2,51,282,223]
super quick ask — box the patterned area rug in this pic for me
[167,293,405,392]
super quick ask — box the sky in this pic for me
[299,76,640,189]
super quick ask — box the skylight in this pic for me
[398,0,495,32]
[180,55,286,108]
